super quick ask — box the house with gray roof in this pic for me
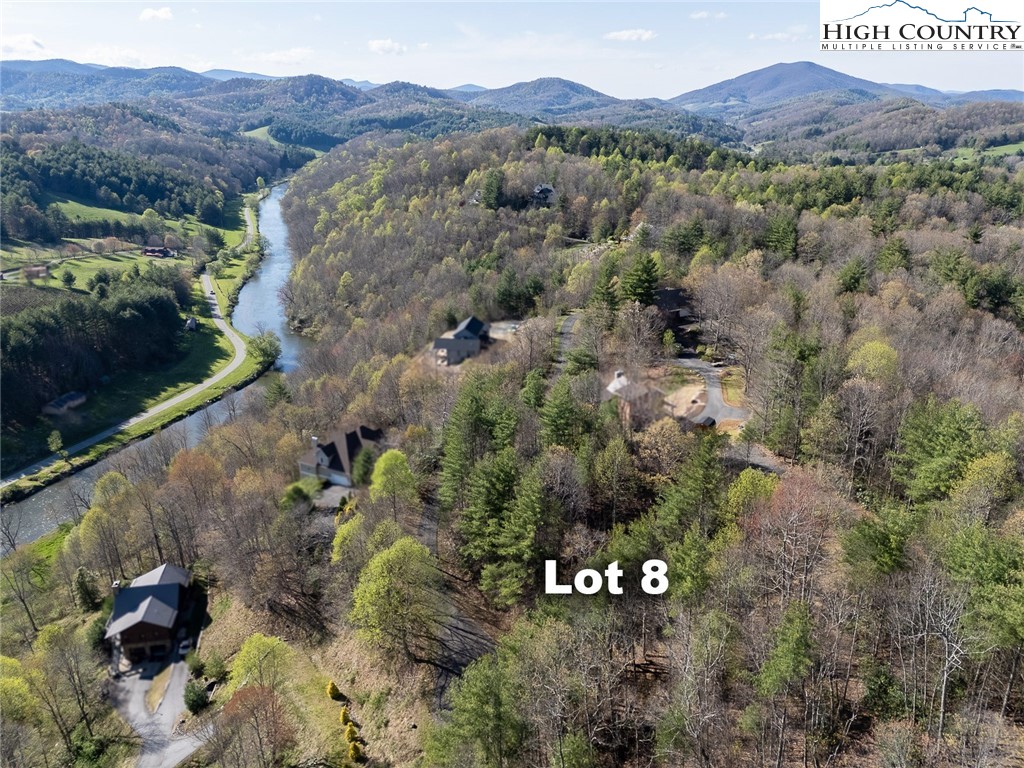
[105,564,191,662]
[433,315,491,365]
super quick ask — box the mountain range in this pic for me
[1,58,1020,158]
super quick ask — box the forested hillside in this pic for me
[3,121,1022,768]
[0,103,312,242]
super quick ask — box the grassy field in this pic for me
[45,193,141,224]
[720,365,746,407]
[0,240,68,270]
[34,251,191,289]
[981,140,1024,157]
[243,125,325,157]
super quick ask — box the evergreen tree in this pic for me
[459,448,518,566]
[656,430,727,540]
[540,378,579,449]
[620,252,660,306]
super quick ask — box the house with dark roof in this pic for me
[433,315,491,365]
[533,183,556,206]
[297,425,383,487]
[105,564,191,662]
[605,370,665,429]
[42,391,87,416]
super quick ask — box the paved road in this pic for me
[554,312,580,371]
[0,275,247,488]
[240,205,256,249]
[670,358,749,424]
[110,659,209,768]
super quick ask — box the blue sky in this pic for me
[2,2,1021,96]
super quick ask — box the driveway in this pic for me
[670,357,749,424]
[110,659,209,768]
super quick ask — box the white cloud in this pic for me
[689,11,710,20]
[368,38,407,55]
[748,31,799,42]
[258,47,314,65]
[603,28,657,42]
[1,33,48,59]
[716,12,728,19]
[83,45,147,67]
[748,25,807,43]
[139,7,173,22]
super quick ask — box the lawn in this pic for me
[33,251,190,290]
[720,366,746,407]
[981,140,1024,157]
[242,125,325,157]
[0,240,67,271]
[45,193,141,224]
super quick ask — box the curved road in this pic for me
[1,261,251,488]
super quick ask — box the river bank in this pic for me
[1,185,310,534]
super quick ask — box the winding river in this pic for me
[6,184,308,545]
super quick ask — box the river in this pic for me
[5,184,308,546]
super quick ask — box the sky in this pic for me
[1,1,1022,97]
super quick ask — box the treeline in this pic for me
[1,264,191,428]
[0,137,225,242]
[2,102,314,243]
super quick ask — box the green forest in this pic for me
[2,120,1023,768]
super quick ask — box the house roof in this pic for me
[606,374,651,401]
[454,315,486,339]
[105,582,181,639]
[298,425,382,478]
[130,563,191,588]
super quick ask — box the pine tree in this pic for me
[619,252,660,306]
[540,378,579,449]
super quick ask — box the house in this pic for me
[42,391,87,416]
[105,564,191,662]
[605,370,664,429]
[653,288,694,324]
[298,425,383,487]
[142,246,175,258]
[22,265,48,280]
[533,183,556,206]
[433,315,491,365]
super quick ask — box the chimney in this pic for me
[111,580,121,596]
[311,435,319,449]
[614,370,625,379]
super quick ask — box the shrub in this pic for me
[327,680,341,700]
[340,705,351,725]
[344,722,358,743]
[184,680,209,714]
[185,650,205,678]
[348,741,363,762]
[205,652,227,682]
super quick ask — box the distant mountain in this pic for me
[201,68,279,81]
[465,78,619,117]
[1,58,104,75]
[0,63,212,110]
[670,61,901,118]
[450,77,740,142]
[341,78,380,91]
[885,82,1023,105]
[449,84,487,93]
